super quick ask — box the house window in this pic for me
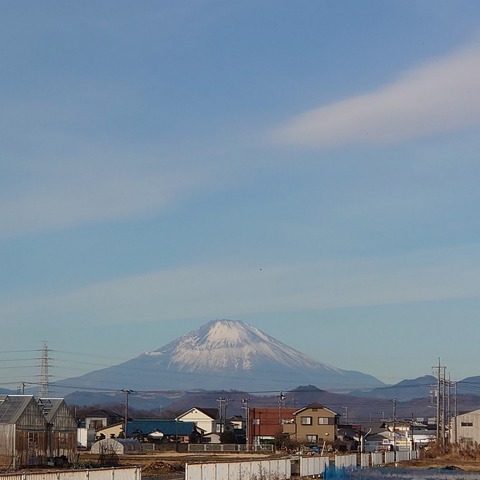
[253,419,260,425]
[89,420,104,429]
[461,422,473,427]
[301,416,313,425]
[306,435,318,442]
[318,417,328,425]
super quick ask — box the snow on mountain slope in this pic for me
[145,319,341,373]
[55,319,384,393]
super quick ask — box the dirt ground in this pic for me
[83,451,480,477]
[401,456,480,472]
[5,450,480,477]
[81,451,281,477]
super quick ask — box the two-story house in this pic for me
[283,403,339,444]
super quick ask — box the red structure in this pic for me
[248,407,297,445]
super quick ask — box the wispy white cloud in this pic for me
[2,244,480,327]
[0,153,206,238]
[272,41,480,148]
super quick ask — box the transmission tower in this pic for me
[39,341,52,397]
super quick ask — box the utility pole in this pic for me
[342,406,349,425]
[278,392,286,426]
[432,359,446,449]
[121,389,134,438]
[446,373,451,444]
[392,398,397,452]
[442,370,447,446]
[217,397,232,433]
[454,381,458,444]
[242,398,250,449]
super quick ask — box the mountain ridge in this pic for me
[54,319,383,393]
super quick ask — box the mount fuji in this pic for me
[57,319,384,393]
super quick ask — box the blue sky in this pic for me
[1,1,480,389]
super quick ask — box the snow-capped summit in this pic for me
[57,319,383,393]
[146,319,338,373]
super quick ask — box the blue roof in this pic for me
[126,419,196,436]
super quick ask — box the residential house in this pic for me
[408,422,436,448]
[283,403,339,444]
[229,415,246,444]
[248,407,297,445]
[177,407,219,434]
[95,419,202,444]
[128,419,201,443]
[38,398,77,464]
[229,415,245,430]
[84,409,123,430]
[0,395,48,467]
[78,409,124,448]
[355,421,395,452]
[93,421,123,441]
[202,432,221,444]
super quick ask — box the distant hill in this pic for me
[457,376,480,396]
[349,375,437,401]
[62,381,480,423]
[54,319,384,394]
[0,388,15,395]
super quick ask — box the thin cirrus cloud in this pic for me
[272,41,480,148]
[0,157,204,238]
[3,244,480,327]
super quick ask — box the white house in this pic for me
[176,407,218,434]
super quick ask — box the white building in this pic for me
[451,409,480,444]
[176,407,218,434]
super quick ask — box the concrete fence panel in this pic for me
[299,456,329,477]
[0,468,140,480]
[271,458,291,478]
[396,451,409,462]
[371,452,383,466]
[217,463,231,480]
[240,461,253,480]
[202,463,217,480]
[385,451,395,464]
[185,459,291,480]
[360,453,370,468]
[335,454,357,469]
